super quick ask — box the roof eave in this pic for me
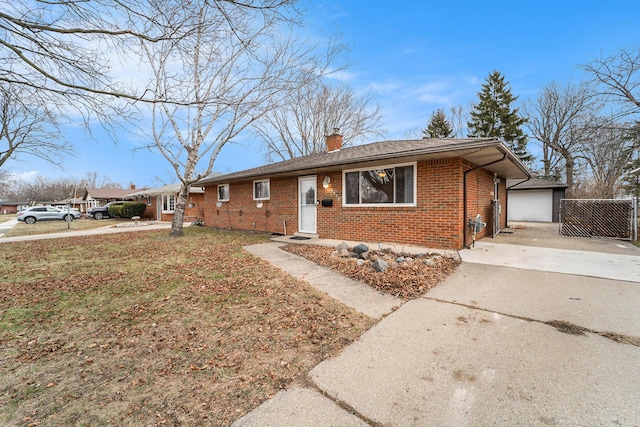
[199,138,532,185]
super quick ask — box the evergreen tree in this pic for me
[422,109,453,138]
[467,70,532,163]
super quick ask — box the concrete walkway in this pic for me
[235,235,640,426]
[0,221,172,243]
[245,242,401,319]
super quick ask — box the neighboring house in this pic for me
[129,184,205,221]
[0,201,29,214]
[198,134,531,250]
[52,197,85,211]
[507,178,568,223]
[82,186,140,213]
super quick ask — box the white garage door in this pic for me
[508,190,553,222]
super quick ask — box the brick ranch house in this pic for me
[198,134,531,250]
[129,183,205,221]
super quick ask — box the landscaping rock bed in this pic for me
[281,243,460,299]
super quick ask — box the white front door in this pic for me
[298,176,317,233]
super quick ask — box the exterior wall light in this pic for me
[323,176,331,188]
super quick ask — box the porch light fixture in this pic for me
[323,176,331,188]
[377,170,387,178]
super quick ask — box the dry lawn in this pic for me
[4,218,126,238]
[0,228,374,426]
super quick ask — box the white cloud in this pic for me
[366,80,401,95]
[10,170,40,183]
[325,69,359,82]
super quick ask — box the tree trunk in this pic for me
[169,184,190,238]
[564,155,575,197]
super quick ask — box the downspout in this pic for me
[463,152,507,249]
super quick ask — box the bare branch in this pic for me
[583,47,640,117]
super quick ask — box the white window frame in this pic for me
[253,179,270,201]
[146,195,152,206]
[162,194,176,213]
[217,184,230,202]
[342,162,417,207]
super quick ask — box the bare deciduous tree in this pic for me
[3,172,120,202]
[449,105,469,138]
[524,81,600,192]
[254,80,385,161]
[135,0,338,237]
[579,121,640,198]
[583,47,640,118]
[0,84,72,170]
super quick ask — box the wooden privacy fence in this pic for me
[559,199,637,240]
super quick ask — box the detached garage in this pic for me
[507,179,568,223]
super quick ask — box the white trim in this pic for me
[253,179,270,200]
[217,183,230,202]
[161,194,176,213]
[342,161,417,207]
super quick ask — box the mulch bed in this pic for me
[281,244,460,299]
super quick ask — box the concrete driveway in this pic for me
[237,223,640,426]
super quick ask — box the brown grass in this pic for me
[3,218,129,237]
[0,228,374,426]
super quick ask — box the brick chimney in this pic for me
[130,184,136,190]
[326,128,343,152]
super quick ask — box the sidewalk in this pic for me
[0,221,172,243]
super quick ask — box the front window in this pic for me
[218,184,230,202]
[253,179,270,200]
[344,163,416,206]
[162,194,175,213]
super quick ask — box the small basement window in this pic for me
[217,184,229,202]
[253,179,270,200]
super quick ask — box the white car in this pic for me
[17,206,82,224]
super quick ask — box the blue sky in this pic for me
[7,0,640,188]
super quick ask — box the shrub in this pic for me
[121,202,147,218]
[107,203,125,218]
[107,202,146,218]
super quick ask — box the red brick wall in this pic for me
[204,178,297,235]
[203,158,503,250]
[316,159,466,249]
[463,164,508,246]
[140,193,205,221]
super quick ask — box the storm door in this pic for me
[298,176,317,233]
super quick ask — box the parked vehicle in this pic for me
[87,201,124,220]
[17,206,82,224]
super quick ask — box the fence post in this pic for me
[634,197,638,242]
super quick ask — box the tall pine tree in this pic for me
[423,109,453,138]
[467,70,532,163]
